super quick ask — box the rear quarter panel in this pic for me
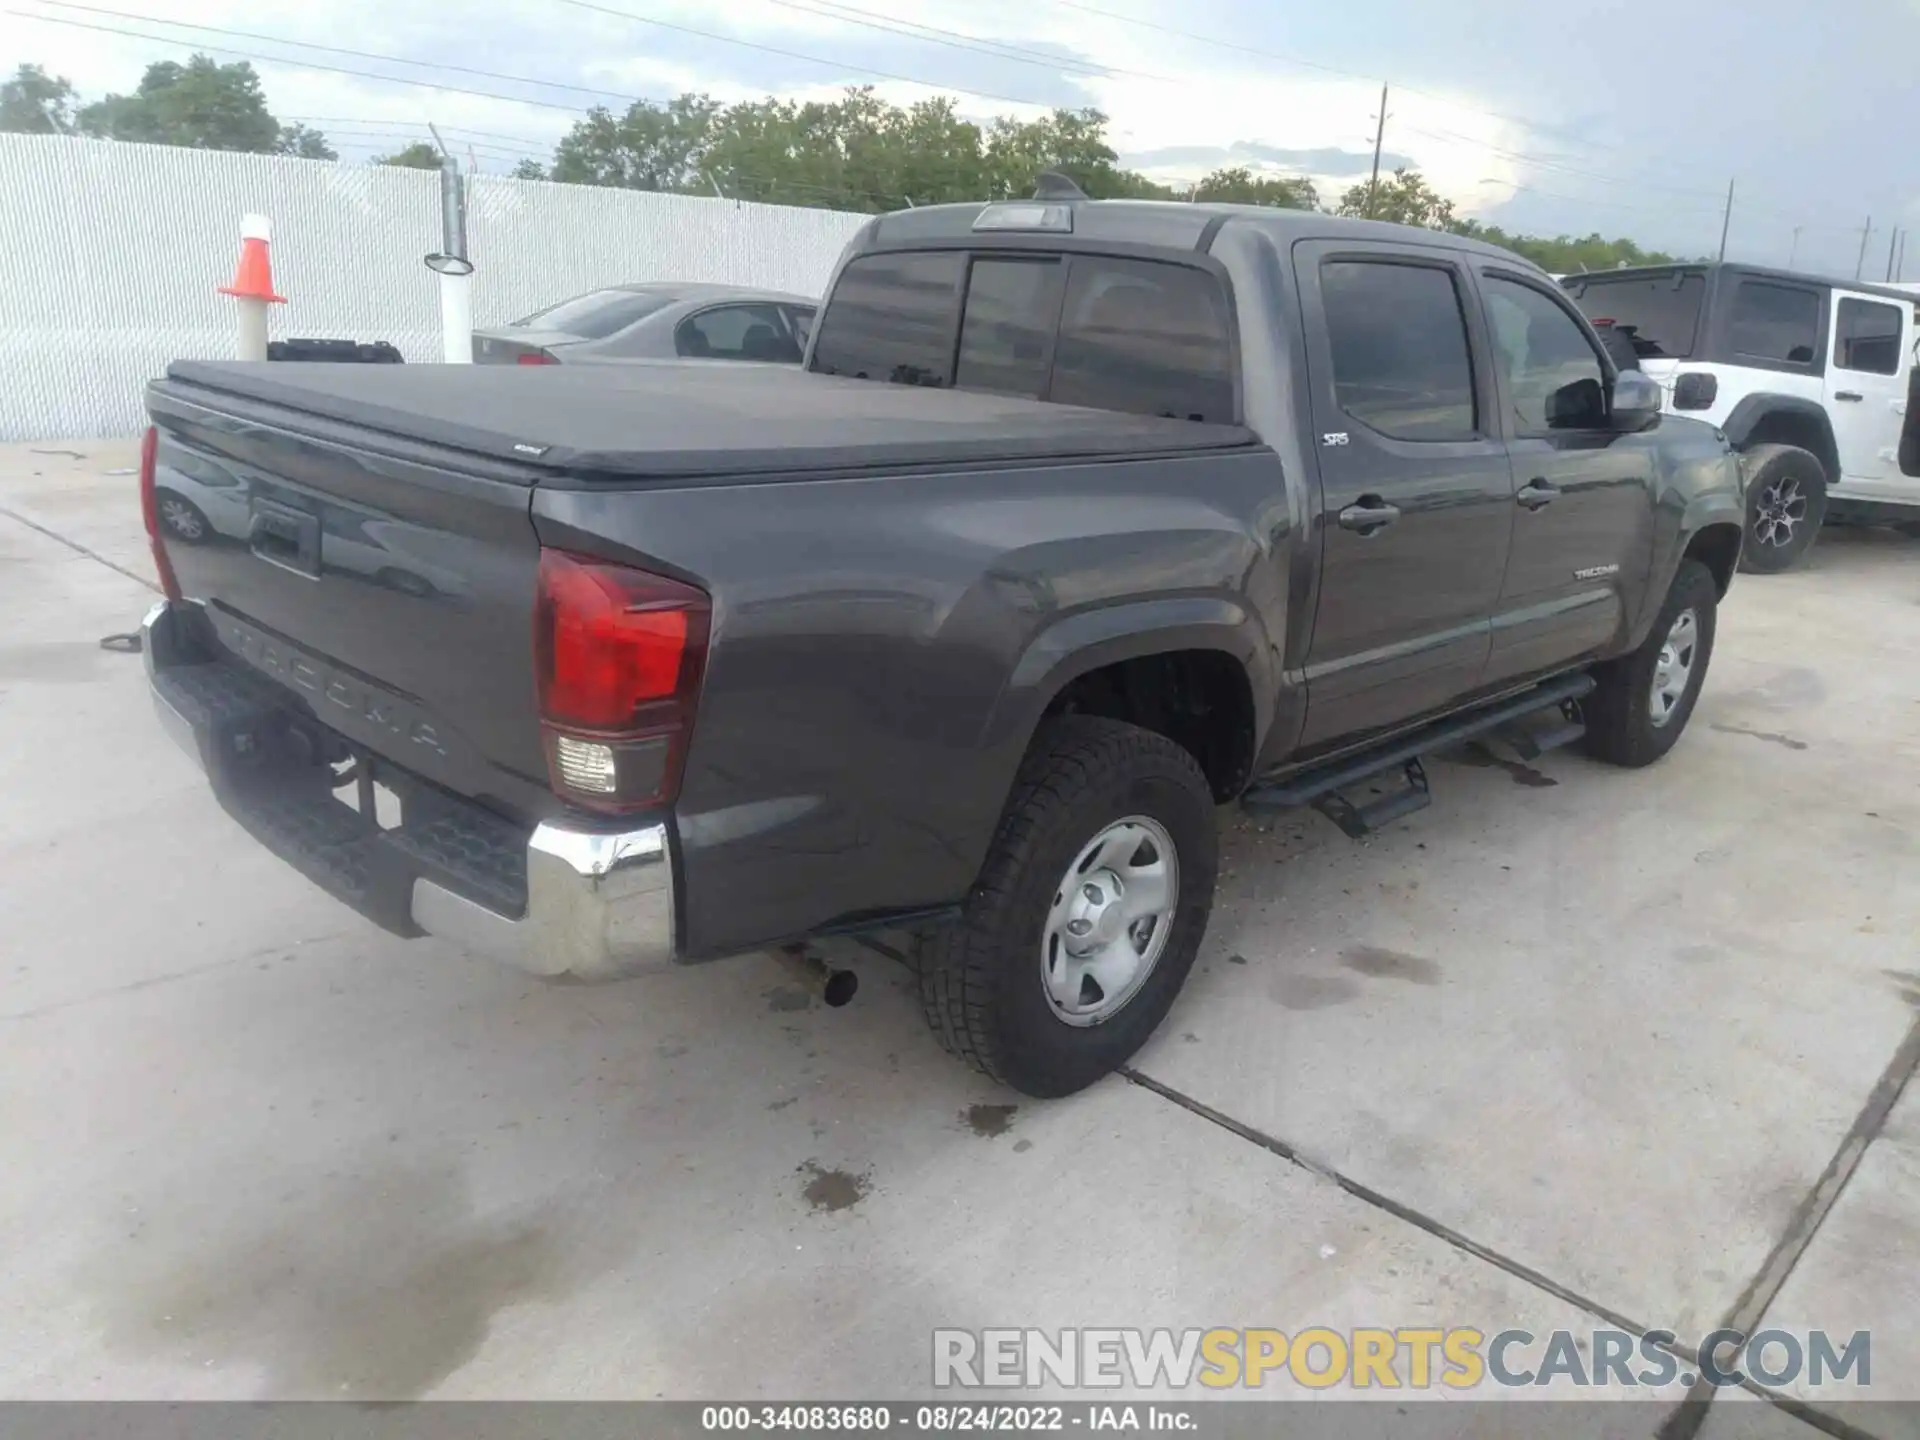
[533,448,1293,960]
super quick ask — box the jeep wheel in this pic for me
[917,717,1217,1098]
[1582,559,1718,768]
[1737,444,1826,574]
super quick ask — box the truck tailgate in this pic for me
[146,382,552,820]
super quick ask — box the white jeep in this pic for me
[1562,264,1920,571]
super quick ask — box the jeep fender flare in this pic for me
[1720,393,1840,484]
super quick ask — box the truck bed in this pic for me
[158,360,1256,480]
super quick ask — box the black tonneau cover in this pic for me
[158,360,1255,478]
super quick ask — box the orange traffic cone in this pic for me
[219,214,286,304]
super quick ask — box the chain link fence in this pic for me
[0,133,868,441]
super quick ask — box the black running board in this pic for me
[1242,673,1595,838]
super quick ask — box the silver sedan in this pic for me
[472,283,817,366]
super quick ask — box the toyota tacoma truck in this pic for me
[140,190,1746,1097]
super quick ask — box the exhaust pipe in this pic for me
[775,945,858,1007]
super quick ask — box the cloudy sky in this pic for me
[6,0,1920,275]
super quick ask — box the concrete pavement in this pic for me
[1,440,1915,1434]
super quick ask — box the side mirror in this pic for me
[1610,370,1663,433]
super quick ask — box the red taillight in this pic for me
[516,351,558,366]
[137,425,182,601]
[535,549,709,812]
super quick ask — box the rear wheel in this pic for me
[1582,559,1718,768]
[1737,444,1826,573]
[917,717,1217,1098]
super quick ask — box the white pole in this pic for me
[235,300,269,362]
[439,271,474,364]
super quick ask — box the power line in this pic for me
[30,1,657,105]
[9,10,608,113]
[754,0,1130,82]
[548,0,1063,111]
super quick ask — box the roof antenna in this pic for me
[1033,171,1088,202]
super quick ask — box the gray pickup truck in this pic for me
[140,191,1745,1096]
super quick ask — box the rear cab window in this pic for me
[810,247,1237,423]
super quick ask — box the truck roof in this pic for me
[1564,262,1919,306]
[157,359,1255,479]
[854,199,1552,273]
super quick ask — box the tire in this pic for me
[1582,559,1718,768]
[917,717,1218,1098]
[153,489,211,545]
[1736,444,1826,574]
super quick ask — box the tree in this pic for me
[1190,166,1317,210]
[551,94,722,190]
[510,158,546,180]
[76,56,284,152]
[0,63,76,134]
[1337,166,1456,229]
[377,141,443,170]
[275,122,336,161]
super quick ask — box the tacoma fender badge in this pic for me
[512,442,550,456]
[1321,432,1350,446]
[1574,563,1620,580]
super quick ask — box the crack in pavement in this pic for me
[1656,1014,1920,1440]
[0,502,160,595]
[1125,1022,1920,1435]
[0,932,359,1023]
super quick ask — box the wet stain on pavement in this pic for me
[1340,945,1442,986]
[1271,974,1362,1010]
[1013,1140,1033,1153]
[798,1161,870,1213]
[1711,723,1809,751]
[1673,944,1725,965]
[84,1164,601,1399]
[1226,954,1248,966]
[965,1104,1017,1138]
[766,1097,798,1111]
[1443,745,1556,788]
[764,985,811,1013]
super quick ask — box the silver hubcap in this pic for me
[1041,816,1179,1027]
[159,498,203,539]
[1649,608,1699,727]
[1753,477,1806,549]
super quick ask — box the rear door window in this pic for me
[955,257,1064,398]
[1319,259,1478,441]
[1048,257,1235,422]
[1728,280,1822,365]
[676,304,801,362]
[810,251,964,386]
[1834,297,1903,375]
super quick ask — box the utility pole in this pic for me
[1854,216,1872,280]
[1897,230,1907,283]
[1364,84,1389,219]
[1787,225,1802,268]
[1887,227,1901,282]
[1715,177,1734,262]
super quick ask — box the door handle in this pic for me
[1336,497,1401,534]
[1834,391,1863,402]
[1516,479,1559,510]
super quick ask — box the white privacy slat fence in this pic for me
[0,133,868,441]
